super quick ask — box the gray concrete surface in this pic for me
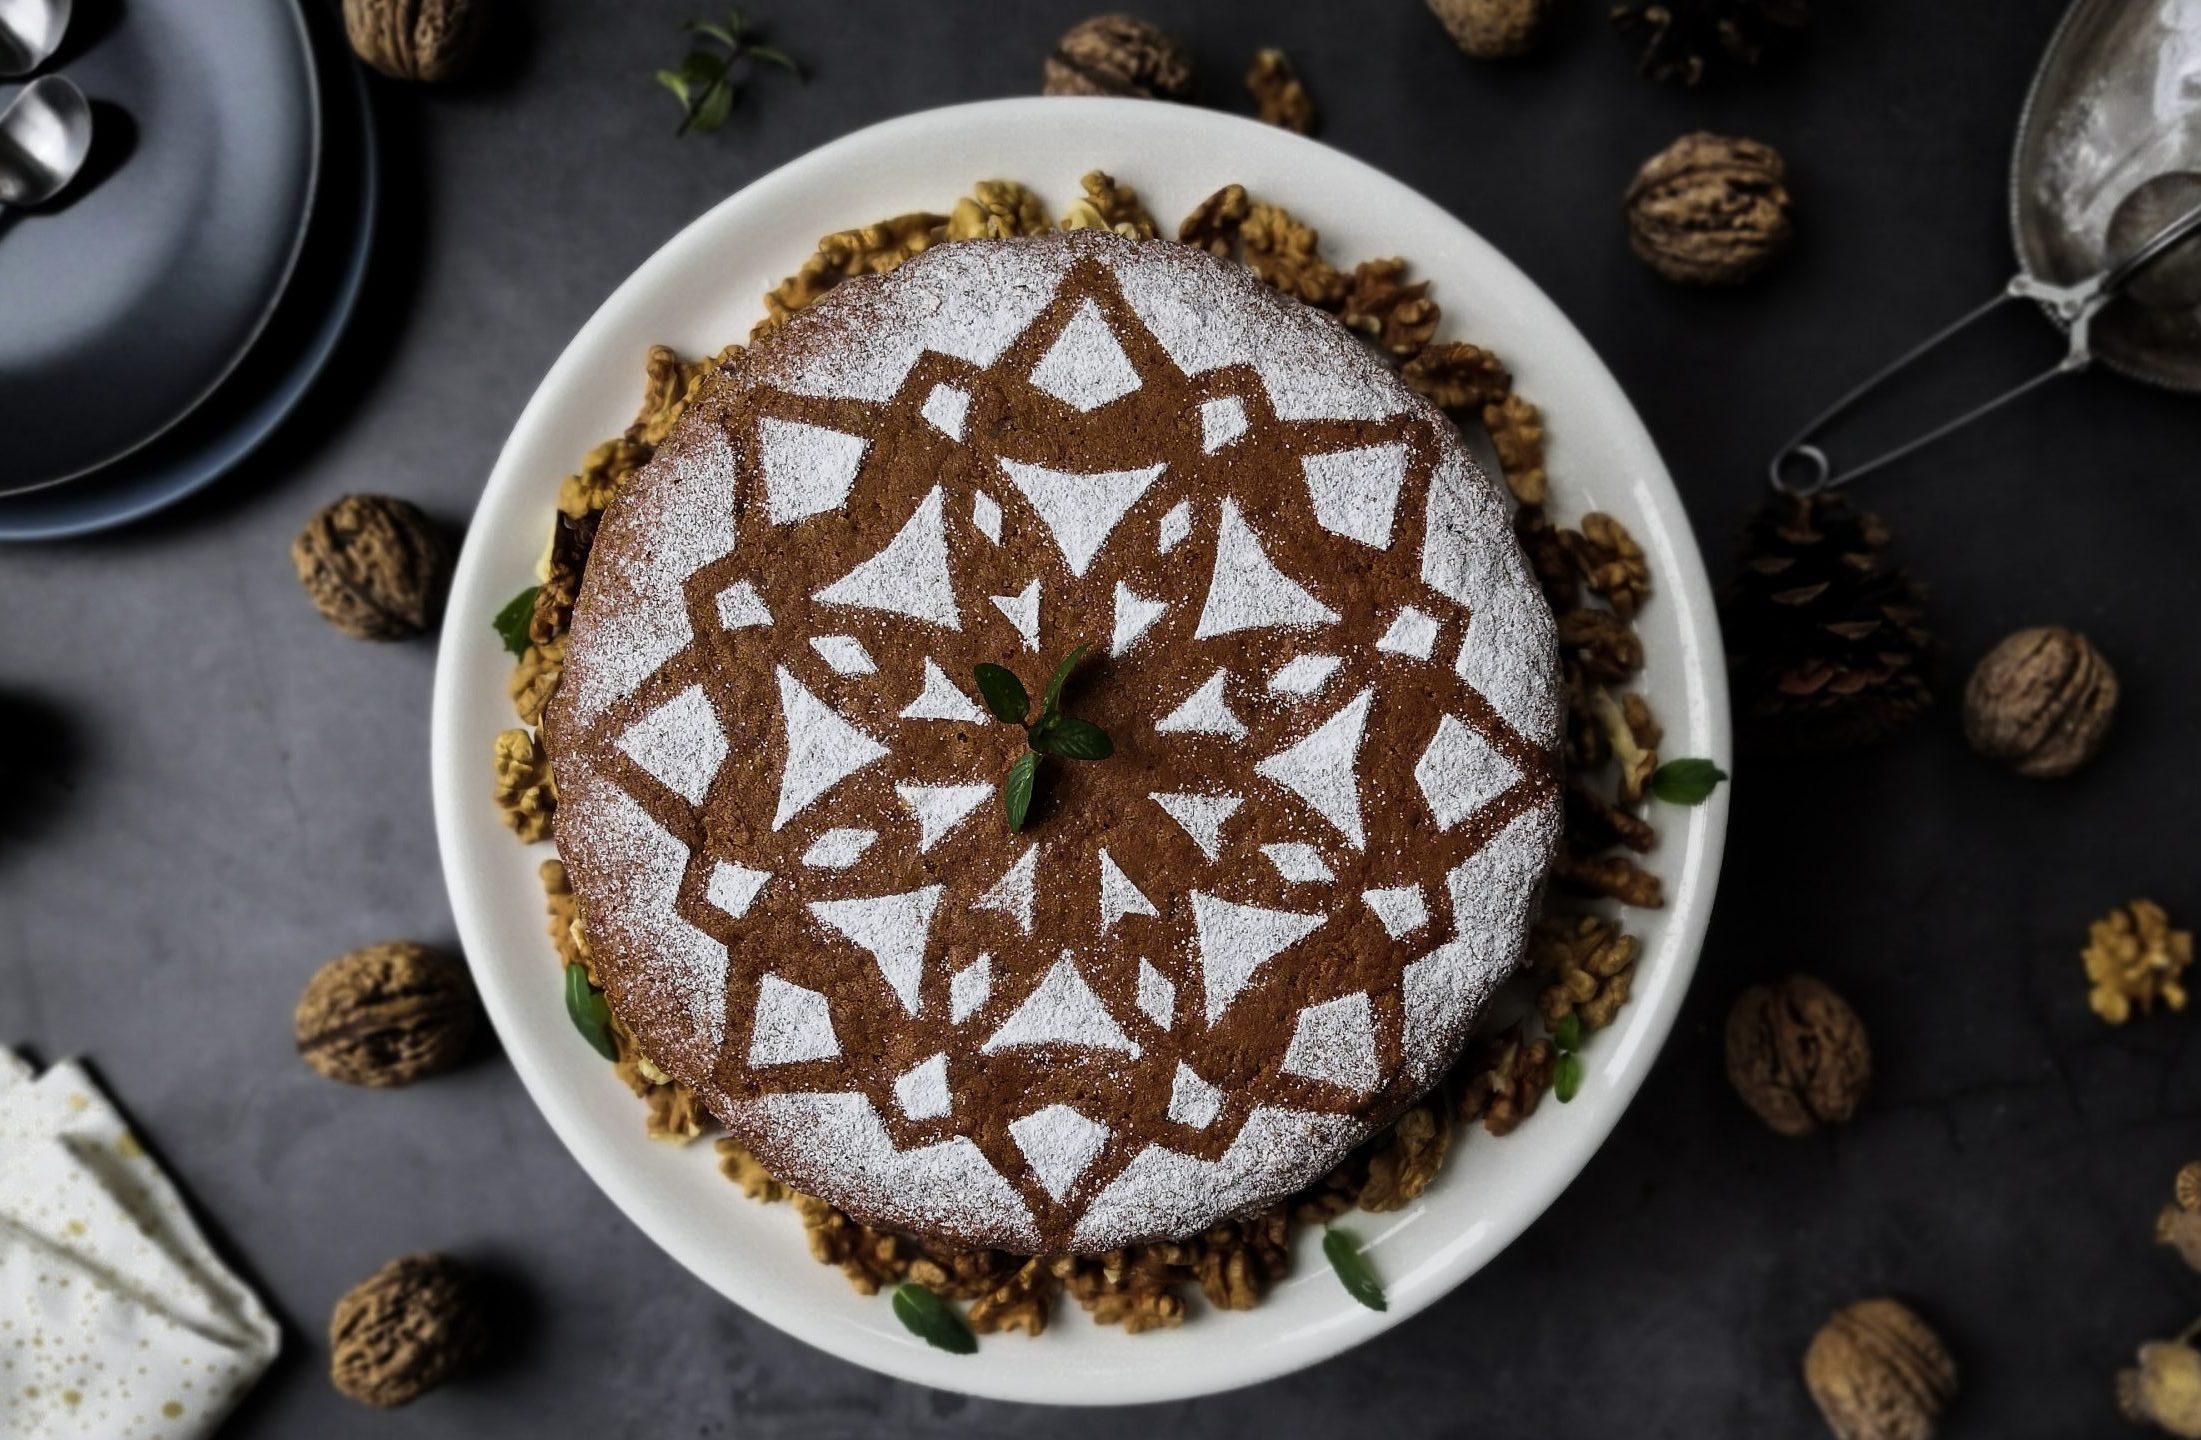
[6,1,2200,1434]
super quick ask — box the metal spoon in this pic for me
[0,75,90,209]
[0,0,70,78]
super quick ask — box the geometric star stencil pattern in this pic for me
[543,231,1565,1253]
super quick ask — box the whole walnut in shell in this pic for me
[1804,1298,1958,1440]
[1625,132,1794,285]
[293,494,451,641]
[1726,975,1869,1136]
[296,942,477,1087]
[1043,15,1193,100]
[343,0,489,83]
[329,1254,488,1408]
[1427,0,1553,58]
[1962,626,2118,777]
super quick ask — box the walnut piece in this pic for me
[1245,48,1316,134]
[1457,1022,1555,1136]
[795,1193,910,1295]
[716,1139,790,1204]
[1726,976,1870,1136]
[492,728,555,842]
[1342,258,1441,358]
[946,180,1051,241]
[1962,626,2118,777]
[2120,1329,2201,1438]
[1051,1251,1189,1331]
[1059,170,1159,239]
[1590,686,1659,804]
[753,213,947,338]
[1427,0,1552,57]
[967,1258,1060,1336]
[293,494,450,641]
[1402,340,1511,409]
[1482,390,1550,506]
[295,942,476,1088]
[1553,848,1664,908]
[1241,201,1348,309]
[1355,1098,1453,1210]
[329,1254,488,1409]
[1625,132,1794,286]
[1043,14,1193,99]
[1558,607,1645,682]
[508,635,563,726]
[1532,913,1641,1031]
[1566,512,1651,619]
[2085,899,2194,1025]
[342,0,488,83]
[1803,1298,1958,1440]
[2179,1160,2201,1215]
[1179,183,1252,256]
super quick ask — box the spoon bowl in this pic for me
[0,0,70,79]
[0,74,90,208]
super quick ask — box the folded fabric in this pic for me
[0,1050,279,1440]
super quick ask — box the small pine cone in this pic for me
[1722,490,1935,752]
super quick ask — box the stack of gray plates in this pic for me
[0,0,376,540]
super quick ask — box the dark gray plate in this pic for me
[0,0,320,493]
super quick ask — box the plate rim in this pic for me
[431,97,1731,1405]
[0,0,325,495]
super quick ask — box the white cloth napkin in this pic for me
[0,1050,279,1439]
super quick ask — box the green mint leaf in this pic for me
[1321,1229,1387,1312]
[973,663,1029,724]
[1040,643,1088,723]
[690,78,737,134]
[654,68,692,107]
[1650,758,1727,806]
[1553,1052,1584,1103]
[1035,717,1113,761]
[747,44,803,76]
[1003,751,1039,831]
[891,1283,977,1355]
[493,586,540,658]
[564,965,617,1061]
[685,18,741,48]
[1552,1012,1581,1054]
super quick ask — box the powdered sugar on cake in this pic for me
[545,230,1564,1253]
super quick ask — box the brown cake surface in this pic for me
[545,230,1563,1253]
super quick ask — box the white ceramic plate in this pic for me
[431,98,1730,1406]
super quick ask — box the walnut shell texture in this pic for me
[1042,14,1194,100]
[1625,132,1793,285]
[1726,975,1869,1136]
[329,1253,488,1408]
[295,942,477,1088]
[1804,1298,1958,1440]
[292,494,451,641]
[1962,626,2118,778]
[1426,0,1552,58]
[342,0,489,83]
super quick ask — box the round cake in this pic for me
[545,229,1564,1254]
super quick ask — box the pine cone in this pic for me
[1722,490,1934,751]
[1611,0,1809,87]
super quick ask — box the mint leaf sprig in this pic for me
[1322,1228,1387,1312]
[1650,757,1727,806]
[974,644,1114,830]
[656,8,803,138]
[493,586,539,658]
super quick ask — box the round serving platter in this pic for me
[431,97,1730,1405]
